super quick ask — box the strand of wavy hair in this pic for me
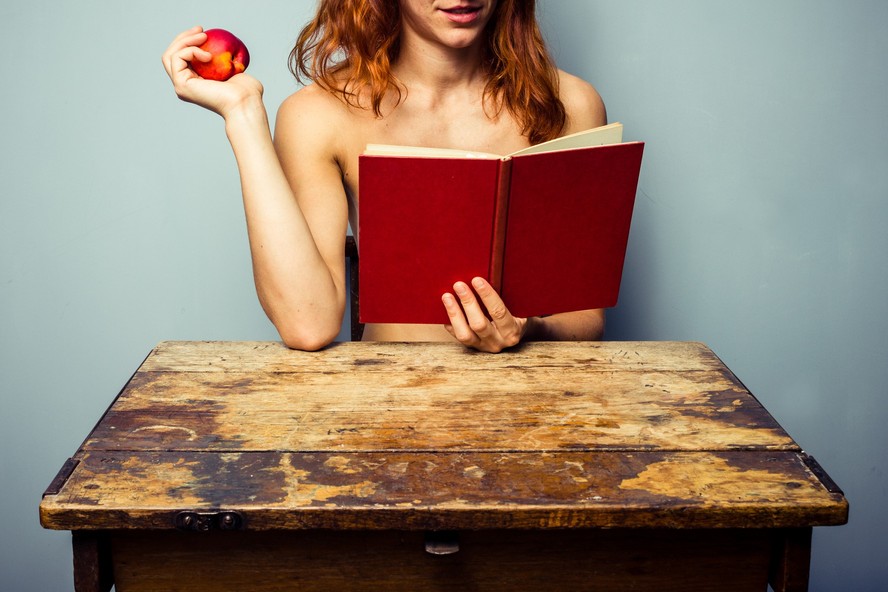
[290,0,401,114]
[484,0,566,145]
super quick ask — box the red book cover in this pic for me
[502,142,644,317]
[357,124,644,324]
[357,155,502,324]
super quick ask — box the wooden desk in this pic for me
[40,341,847,591]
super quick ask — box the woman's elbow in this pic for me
[277,320,341,351]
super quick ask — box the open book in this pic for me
[357,122,644,324]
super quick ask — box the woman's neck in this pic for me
[393,29,488,95]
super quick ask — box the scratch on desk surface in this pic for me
[131,425,197,441]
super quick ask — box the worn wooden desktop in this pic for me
[40,341,847,591]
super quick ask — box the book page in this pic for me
[363,122,624,160]
[363,144,501,159]
[508,122,624,157]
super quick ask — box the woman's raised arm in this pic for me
[162,27,349,350]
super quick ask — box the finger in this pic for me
[453,281,496,337]
[166,47,212,90]
[163,29,208,74]
[470,277,524,346]
[163,28,203,62]
[442,292,480,345]
[172,26,205,44]
[171,46,210,70]
[470,277,512,325]
[169,28,207,54]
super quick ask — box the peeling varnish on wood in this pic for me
[620,453,813,503]
[60,455,206,507]
[90,365,792,452]
[463,465,487,480]
[554,461,589,484]
[323,456,363,475]
[277,453,379,506]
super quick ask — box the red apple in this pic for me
[191,28,250,81]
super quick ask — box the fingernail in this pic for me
[472,277,485,290]
[454,283,468,296]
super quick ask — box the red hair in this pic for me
[290,0,566,145]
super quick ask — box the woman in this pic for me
[162,0,606,352]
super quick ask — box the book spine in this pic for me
[488,157,513,292]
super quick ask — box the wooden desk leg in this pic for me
[769,528,812,592]
[72,531,114,592]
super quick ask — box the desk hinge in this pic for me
[800,452,844,495]
[43,457,79,497]
[175,511,244,532]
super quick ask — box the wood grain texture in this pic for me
[83,341,794,453]
[139,340,727,373]
[770,528,813,592]
[41,449,845,531]
[109,528,773,592]
[71,532,113,592]
[41,341,847,534]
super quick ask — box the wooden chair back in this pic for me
[345,236,364,341]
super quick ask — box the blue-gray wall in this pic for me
[1,2,884,590]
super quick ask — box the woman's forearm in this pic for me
[523,309,606,342]
[224,102,346,349]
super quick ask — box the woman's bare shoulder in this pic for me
[557,70,608,132]
[275,81,370,172]
[276,82,350,137]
